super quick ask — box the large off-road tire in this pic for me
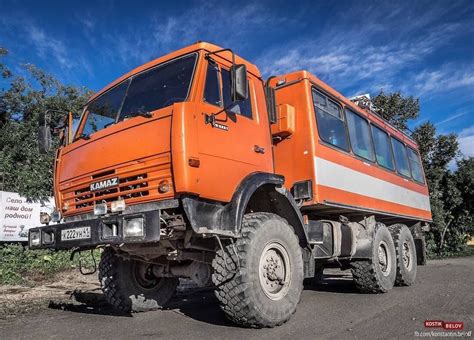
[388,224,417,286]
[212,212,304,328]
[99,248,178,313]
[351,224,396,293]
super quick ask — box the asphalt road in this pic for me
[1,256,473,339]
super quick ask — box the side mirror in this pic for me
[230,64,248,102]
[38,113,52,154]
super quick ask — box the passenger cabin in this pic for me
[270,71,432,224]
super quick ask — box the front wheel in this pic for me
[99,248,178,313]
[212,213,304,328]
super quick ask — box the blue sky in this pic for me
[1,0,473,156]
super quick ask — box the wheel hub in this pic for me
[402,241,412,270]
[259,242,291,300]
[377,241,391,276]
[132,261,160,290]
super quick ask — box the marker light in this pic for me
[40,212,51,225]
[111,198,126,213]
[158,180,170,194]
[94,202,108,216]
[51,210,61,223]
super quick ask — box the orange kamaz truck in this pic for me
[30,42,431,328]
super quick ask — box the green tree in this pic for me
[372,91,419,131]
[453,158,474,235]
[0,48,92,200]
[372,91,472,256]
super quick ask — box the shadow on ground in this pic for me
[305,271,360,294]
[48,289,131,317]
[47,271,357,325]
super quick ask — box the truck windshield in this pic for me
[79,53,197,138]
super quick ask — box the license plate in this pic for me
[61,227,91,241]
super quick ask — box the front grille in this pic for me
[74,174,149,208]
[61,153,173,215]
[120,174,149,199]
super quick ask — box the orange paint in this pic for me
[55,42,431,224]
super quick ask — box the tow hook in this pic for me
[71,248,98,275]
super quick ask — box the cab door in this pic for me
[194,57,273,202]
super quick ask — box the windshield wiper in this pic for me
[122,111,153,119]
[75,133,91,141]
[104,121,115,129]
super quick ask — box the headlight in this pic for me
[42,230,55,244]
[94,202,108,216]
[29,231,41,247]
[123,218,144,238]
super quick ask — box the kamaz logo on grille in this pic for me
[90,177,119,192]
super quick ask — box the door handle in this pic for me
[254,145,265,154]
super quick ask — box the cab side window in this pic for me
[371,125,395,170]
[407,147,425,183]
[345,109,375,161]
[203,61,221,107]
[221,68,253,119]
[391,137,411,177]
[313,89,349,151]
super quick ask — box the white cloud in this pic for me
[26,25,71,69]
[255,4,473,98]
[458,125,474,158]
[412,65,474,95]
[435,111,469,127]
[107,3,284,66]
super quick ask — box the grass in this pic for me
[427,245,474,260]
[0,243,101,286]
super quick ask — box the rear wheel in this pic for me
[212,212,304,328]
[351,225,396,293]
[99,248,178,313]
[388,224,417,286]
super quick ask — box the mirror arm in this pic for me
[205,103,237,126]
[205,48,236,66]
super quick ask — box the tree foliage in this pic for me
[374,91,473,256]
[0,48,92,200]
[372,91,420,131]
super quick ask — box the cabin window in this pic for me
[312,89,349,151]
[203,61,221,107]
[82,80,129,137]
[119,53,197,120]
[220,68,253,119]
[371,125,395,170]
[408,147,425,183]
[345,109,375,161]
[391,137,411,177]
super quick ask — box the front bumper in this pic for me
[28,200,178,250]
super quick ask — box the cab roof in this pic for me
[87,42,261,104]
